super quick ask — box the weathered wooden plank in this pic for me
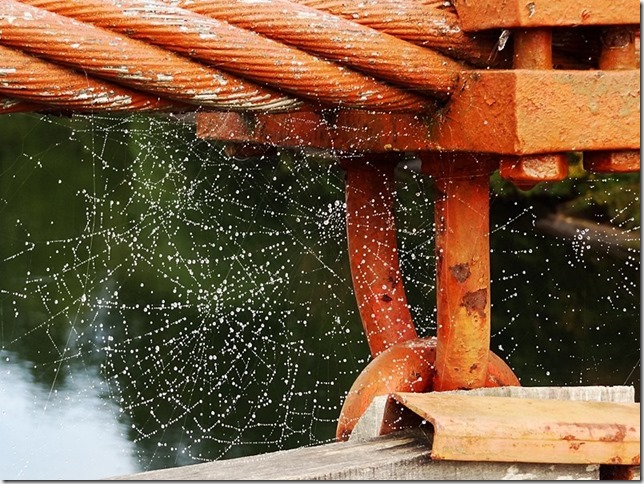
[110,429,600,480]
[110,387,636,480]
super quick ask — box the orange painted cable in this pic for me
[0,96,38,113]
[0,44,185,112]
[22,0,430,112]
[0,0,300,111]
[172,0,465,98]
[293,0,507,68]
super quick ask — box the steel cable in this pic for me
[0,0,302,111]
[22,0,430,111]
[171,0,465,98]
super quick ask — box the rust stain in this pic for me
[461,288,487,318]
[599,424,627,442]
[449,262,471,283]
[569,441,585,451]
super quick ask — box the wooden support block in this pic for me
[454,0,639,31]
[351,386,637,442]
[197,71,640,156]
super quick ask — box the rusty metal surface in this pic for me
[392,392,641,465]
[342,156,417,356]
[500,154,568,190]
[513,28,552,69]
[430,70,640,155]
[196,110,433,152]
[197,70,640,154]
[584,150,641,173]
[599,26,639,70]
[421,153,498,391]
[336,338,520,441]
[454,0,639,31]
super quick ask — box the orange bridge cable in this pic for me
[22,0,431,112]
[0,96,38,113]
[292,0,507,68]
[172,0,465,98]
[0,0,302,112]
[0,44,188,112]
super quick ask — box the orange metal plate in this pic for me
[391,392,640,465]
[196,109,433,152]
[454,0,639,30]
[197,70,640,155]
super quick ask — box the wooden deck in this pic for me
[110,386,640,480]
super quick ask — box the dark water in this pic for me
[0,114,639,479]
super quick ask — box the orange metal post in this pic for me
[342,155,417,357]
[513,28,552,69]
[422,153,498,391]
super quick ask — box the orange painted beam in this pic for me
[429,70,640,155]
[197,70,640,155]
[454,0,639,31]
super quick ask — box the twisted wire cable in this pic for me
[171,0,465,97]
[0,44,185,112]
[0,0,302,111]
[22,0,430,111]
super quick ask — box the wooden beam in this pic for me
[110,429,601,480]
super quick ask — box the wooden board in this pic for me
[111,386,639,480]
[110,429,601,480]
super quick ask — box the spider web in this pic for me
[0,113,639,479]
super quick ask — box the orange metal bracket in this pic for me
[197,70,640,155]
[429,70,640,155]
[421,153,498,391]
[336,338,520,441]
[453,0,639,31]
[390,392,640,465]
